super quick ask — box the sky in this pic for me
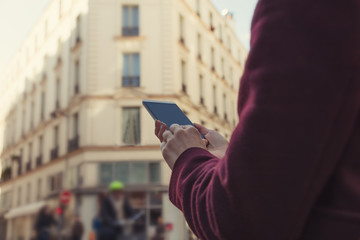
[0,0,258,74]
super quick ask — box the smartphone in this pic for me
[142,100,205,138]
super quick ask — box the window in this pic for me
[122,107,140,145]
[230,67,234,87]
[221,58,225,79]
[199,75,204,104]
[213,85,217,114]
[122,53,140,87]
[18,149,23,175]
[179,15,185,44]
[22,107,25,136]
[37,179,42,200]
[211,47,215,71]
[223,93,227,120]
[51,126,59,160]
[17,187,22,206]
[227,35,232,52]
[196,0,200,16]
[0,191,11,210]
[75,15,81,42]
[39,136,43,156]
[54,126,59,148]
[122,6,139,36]
[30,100,34,129]
[99,162,161,186]
[40,91,45,120]
[48,173,63,193]
[26,182,31,203]
[219,24,223,42]
[56,78,60,108]
[73,113,79,138]
[209,13,214,31]
[197,33,202,60]
[74,60,80,94]
[68,113,79,152]
[181,60,187,93]
[28,142,32,170]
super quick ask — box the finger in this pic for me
[162,130,173,142]
[194,123,210,136]
[155,120,162,135]
[160,141,167,152]
[157,123,167,142]
[202,139,209,146]
[169,124,182,134]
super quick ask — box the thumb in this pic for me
[194,123,209,136]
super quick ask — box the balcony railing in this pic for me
[36,156,43,167]
[26,161,31,172]
[182,83,187,93]
[68,135,79,152]
[74,84,80,94]
[1,167,11,182]
[51,147,59,161]
[122,27,139,36]
[122,76,140,87]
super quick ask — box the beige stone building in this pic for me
[0,0,247,239]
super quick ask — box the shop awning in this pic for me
[5,201,45,219]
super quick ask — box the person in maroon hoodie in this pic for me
[154,0,360,239]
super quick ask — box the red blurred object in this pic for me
[59,190,71,205]
[56,207,63,215]
[165,223,173,231]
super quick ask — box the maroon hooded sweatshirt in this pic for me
[169,0,360,239]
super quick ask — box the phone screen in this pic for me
[143,100,204,138]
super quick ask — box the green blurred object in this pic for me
[109,180,124,191]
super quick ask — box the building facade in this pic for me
[0,0,247,239]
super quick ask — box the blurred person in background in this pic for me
[34,206,57,240]
[71,215,84,240]
[98,181,134,240]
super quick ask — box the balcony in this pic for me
[51,147,59,161]
[1,167,11,183]
[122,76,140,87]
[26,161,31,172]
[68,136,79,153]
[179,37,185,45]
[74,84,80,94]
[36,156,43,167]
[122,27,139,36]
[214,106,218,115]
[182,83,187,93]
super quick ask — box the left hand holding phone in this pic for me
[155,120,207,169]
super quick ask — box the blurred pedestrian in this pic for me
[71,215,84,240]
[98,181,134,240]
[152,217,165,240]
[34,206,57,240]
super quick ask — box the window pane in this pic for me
[100,163,113,185]
[133,54,140,77]
[123,54,130,77]
[149,162,160,183]
[130,162,147,184]
[122,108,140,144]
[122,7,129,27]
[132,7,139,27]
[114,162,130,184]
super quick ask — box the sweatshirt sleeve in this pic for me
[169,0,359,239]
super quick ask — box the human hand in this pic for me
[194,123,229,159]
[155,121,207,169]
